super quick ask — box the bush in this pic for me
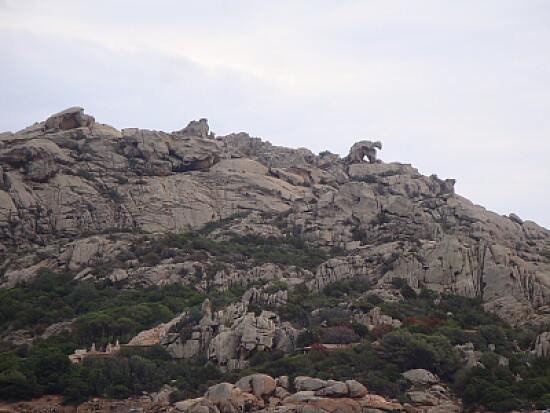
[296,329,320,347]
[400,284,417,299]
[83,355,165,398]
[320,326,359,344]
[169,390,188,403]
[0,369,42,399]
[378,331,460,380]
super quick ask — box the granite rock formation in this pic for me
[1,107,550,331]
[169,373,461,413]
[345,140,382,164]
[160,293,297,369]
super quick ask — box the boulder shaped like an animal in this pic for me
[346,140,382,164]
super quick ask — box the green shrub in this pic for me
[0,369,42,399]
[320,326,359,344]
[378,331,460,381]
[296,329,320,347]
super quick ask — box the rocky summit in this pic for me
[1,108,550,412]
[1,107,549,326]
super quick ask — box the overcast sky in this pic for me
[1,0,549,229]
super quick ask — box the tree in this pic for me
[378,331,460,380]
[0,369,42,399]
[24,344,71,394]
[320,326,359,344]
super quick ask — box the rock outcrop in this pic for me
[128,313,187,346]
[1,108,550,329]
[170,375,412,413]
[161,295,298,369]
[402,369,461,412]
[345,140,382,164]
[44,107,95,131]
[354,307,402,330]
[533,331,550,357]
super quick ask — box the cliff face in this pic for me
[1,107,549,328]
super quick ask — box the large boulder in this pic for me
[294,377,327,392]
[44,107,95,131]
[301,398,361,413]
[533,331,550,357]
[176,118,211,139]
[170,376,407,413]
[204,383,245,413]
[235,374,277,398]
[0,138,73,182]
[345,380,368,398]
[358,395,406,412]
[402,369,439,386]
[315,381,348,397]
[174,398,220,413]
[345,140,382,164]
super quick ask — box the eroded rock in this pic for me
[44,107,95,131]
[345,140,382,164]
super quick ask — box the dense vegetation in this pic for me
[0,225,549,410]
[0,268,207,345]
[143,231,331,272]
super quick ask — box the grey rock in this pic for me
[235,373,277,397]
[345,140,382,164]
[293,377,327,392]
[533,331,550,357]
[426,406,461,413]
[276,376,289,390]
[174,398,220,413]
[1,108,550,332]
[205,383,245,413]
[315,381,348,397]
[44,107,95,131]
[402,369,439,386]
[345,380,368,398]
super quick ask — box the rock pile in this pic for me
[170,374,411,413]
[160,296,298,369]
[402,369,460,412]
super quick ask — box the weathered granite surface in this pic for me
[1,108,550,329]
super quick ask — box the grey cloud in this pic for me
[0,2,549,229]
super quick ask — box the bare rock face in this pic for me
[0,138,73,182]
[128,313,187,346]
[294,377,328,392]
[161,294,298,368]
[354,307,402,330]
[175,118,211,139]
[235,374,277,398]
[345,380,368,398]
[44,107,95,131]
[204,383,245,413]
[402,369,439,386]
[533,331,550,357]
[402,370,459,412]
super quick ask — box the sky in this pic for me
[1,0,549,229]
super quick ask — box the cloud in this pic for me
[0,1,549,229]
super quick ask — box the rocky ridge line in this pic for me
[0,107,549,328]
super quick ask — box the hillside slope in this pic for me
[1,107,549,327]
[3,108,550,412]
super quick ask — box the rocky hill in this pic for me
[1,107,549,326]
[2,108,550,412]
